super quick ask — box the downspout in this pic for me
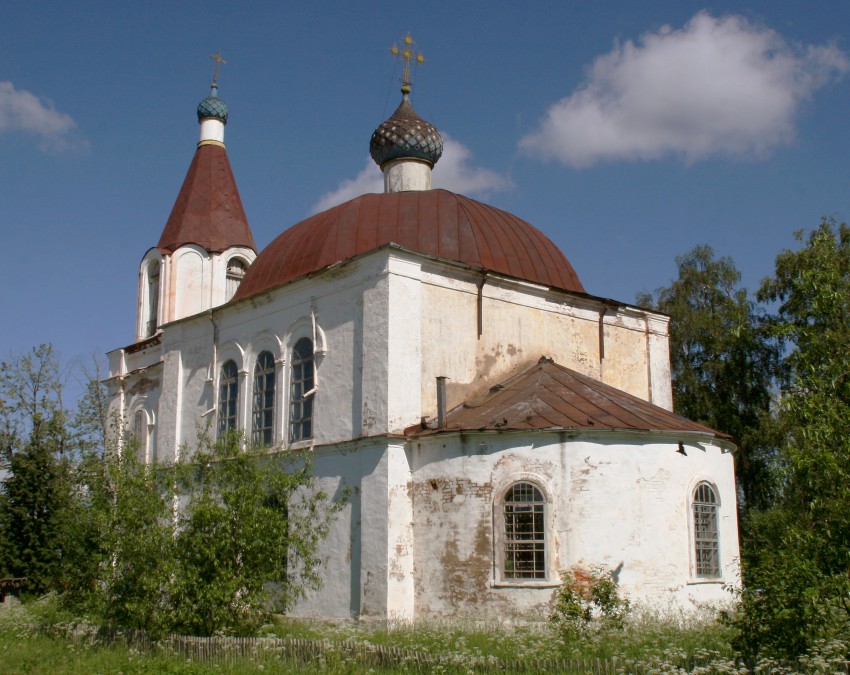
[477,274,487,339]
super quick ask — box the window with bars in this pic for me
[289,338,314,443]
[502,482,547,580]
[693,482,720,578]
[252,351,275,447]
[218,360,239,437]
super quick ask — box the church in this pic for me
[106,60,740,620]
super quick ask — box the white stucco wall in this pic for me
[407,430,739,619]
[108,244,732,622]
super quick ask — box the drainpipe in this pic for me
[436,376,448,428]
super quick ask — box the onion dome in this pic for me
[233,189,584,301]
[370,91,443,168]
[197,82,229,123]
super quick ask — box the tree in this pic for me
[732,220,850,657]
[0,344,75,594]
[64,431,341,636]
[637,246,780,514]
[170,432,338,635]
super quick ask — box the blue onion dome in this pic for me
[370,90,443,168]
[197,83,229,123]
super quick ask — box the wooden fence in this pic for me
[41,622,850,673]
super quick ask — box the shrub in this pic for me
[549,565,631,637]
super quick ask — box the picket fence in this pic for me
[42,622,850,673]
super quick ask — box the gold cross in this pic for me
[390,33,424,93]
[210,50,226,83]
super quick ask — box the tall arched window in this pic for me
[225,258,247,301]
[252,351,275,446]
[693,482,720,578]
[218,360,239,436]
[502,482,547,580]
[289,338,314,442]
[132,409,147,462]
[146,260,160,337]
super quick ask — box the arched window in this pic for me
[146,260,160,337]
[289,338,314,442]
[252,351,275,446]
[132,409,147,462]
[218,360,239,436]
[225,258,247,301]
[502,482,547,580]
[693,482,720,578]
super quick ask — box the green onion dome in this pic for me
[197,83,229,123]
[370,91,442,168]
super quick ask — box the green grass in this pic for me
[0,599,746,674]
[269,609,736,663]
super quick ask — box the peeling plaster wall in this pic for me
[409,432,739,618]
[413,261,672,419]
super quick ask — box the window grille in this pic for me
[693,482,720,578]
[252,351,275,446]
[218,360,239,436]
[289,338,314,442]
[503,482,546,579]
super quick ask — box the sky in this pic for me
[3,1,850,393]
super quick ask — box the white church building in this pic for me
[107,74,740,620]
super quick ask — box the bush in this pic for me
[549,565,631,637]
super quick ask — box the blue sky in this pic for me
[3,1,850,386]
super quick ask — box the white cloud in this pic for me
[0,81,86,152]
[519,12,850,167]
[311,134,513,213]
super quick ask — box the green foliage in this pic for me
[637,246,781,513]
[549,565,631,637]
[729,220,850,658]
[169,431,339,636]
[0,344,76,594]
[62,431,341,637]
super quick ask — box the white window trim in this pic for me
[688,479,723,582]
[491,477,555,586]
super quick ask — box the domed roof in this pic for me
[197,83,229,123]
[370,93,443,168]
[233,189,584,301]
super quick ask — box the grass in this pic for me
[13,597,838,674]
[268,608,736,664]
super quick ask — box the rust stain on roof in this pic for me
[234,190,584,301]
[407,357,728,438]
[157,144,256,254]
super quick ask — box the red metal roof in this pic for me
[407,357,728,438]
[157,143,256,254]
[234,190,584,300]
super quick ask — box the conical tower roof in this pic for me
[157,83,256,254]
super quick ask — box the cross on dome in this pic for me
[390,32,424,94]
[210,50,226,84]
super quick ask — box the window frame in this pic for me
[498,481,549,582]
[131,408,148,463]
[145,259,160,338]
[252,350,276,447]
[288,337,314,443]
[218,359,239,437]
[225,257,248,302]
[692,481,721,579]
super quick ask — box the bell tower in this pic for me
[136,53,257,340]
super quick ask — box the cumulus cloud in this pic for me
[519,12,849,167]
[311,133,513,213]
[0,81,86,152]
